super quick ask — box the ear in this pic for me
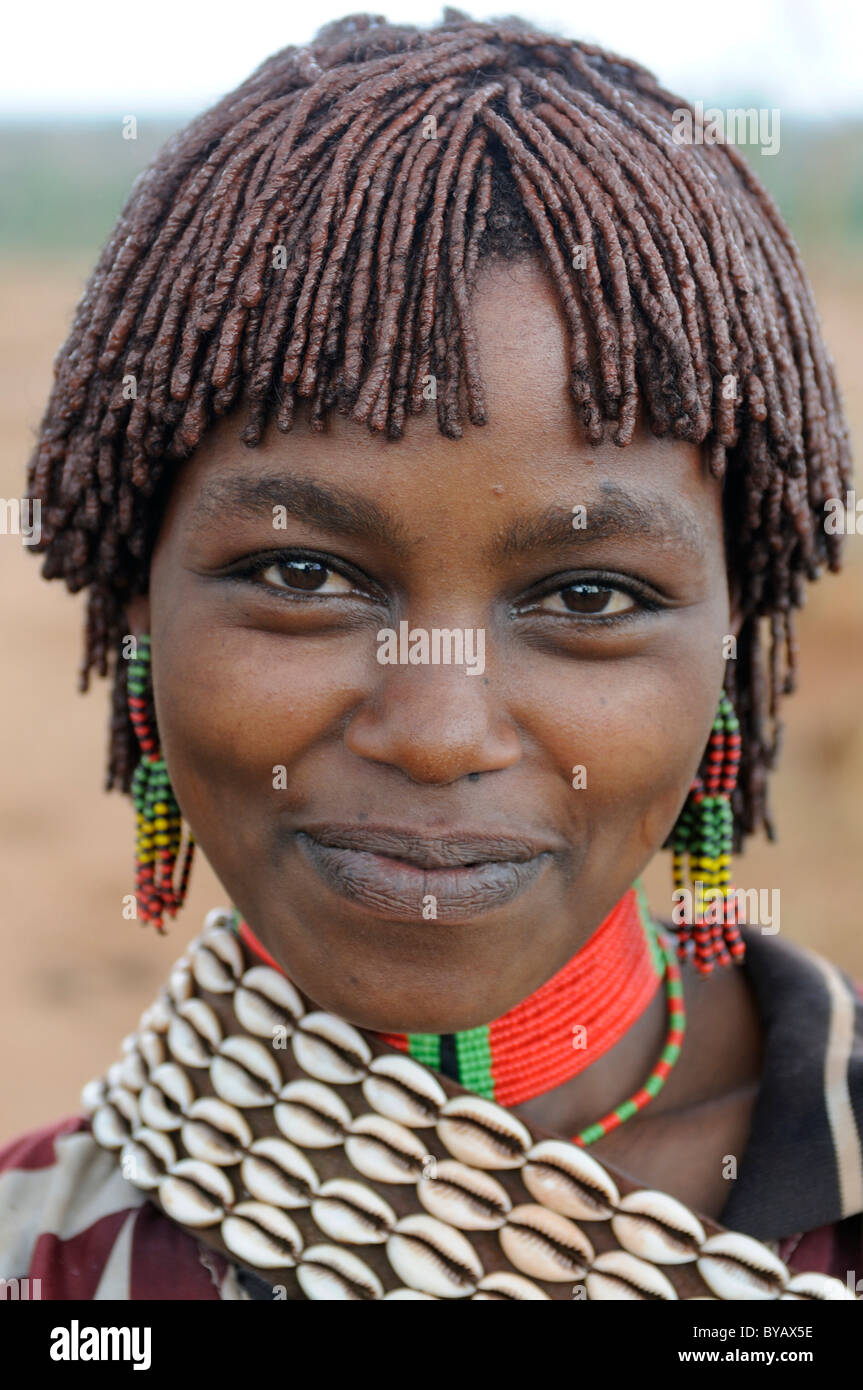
[126,593,151,636]
[727,573,744,637]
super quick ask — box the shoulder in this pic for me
[719,928,863,1242]
[0,1116,230,1299]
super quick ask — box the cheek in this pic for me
[522,644,726,858]
[149,604,367,847]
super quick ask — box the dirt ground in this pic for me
[1,255,861,1142]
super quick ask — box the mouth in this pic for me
[294,825,557,924]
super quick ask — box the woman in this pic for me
[1,10,859,1301]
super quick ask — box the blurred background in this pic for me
[1,0,861,1140]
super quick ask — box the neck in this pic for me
[235,882,666,1112]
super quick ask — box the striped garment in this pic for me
[1,924,861,1300]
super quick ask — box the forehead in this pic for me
[169,256,720,541]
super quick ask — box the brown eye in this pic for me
[537,583,635,616]
[259,559,354,594]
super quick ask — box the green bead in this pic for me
[578,1124,605,1145]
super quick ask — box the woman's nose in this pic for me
[345,645,522,785]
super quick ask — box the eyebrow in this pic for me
[195,472,705,561]
[491,483,705,561]
[193,473,411,556]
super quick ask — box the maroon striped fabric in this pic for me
[0,1117,235,1299]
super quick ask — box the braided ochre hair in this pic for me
[25,9,852,846]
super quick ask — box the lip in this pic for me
[294,824,558,923]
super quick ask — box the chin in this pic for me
[271,932,513,1035]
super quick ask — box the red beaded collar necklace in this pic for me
[233,883,685,1147]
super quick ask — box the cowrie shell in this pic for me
[345,1114,429,1184]
[106,1061,125,1091]
[182,1098,252,1165]
[387,1215,483,1298]
[119,1048,149,1093]
[160,1159,234,1227]
[138,1062,195,1131]
[437,1095,531,1169]
[80,1077,108,1115]
[191,928,244,994]
[311,1179,396,1245]
[242,1137,319,1209]
[611,1190,705,1264]
[233,966,304,1039]
[91,1101,133,1149]
[362,1054,446,1128]
[292,1012,371,1084]
[153,1061,196,1108]
[697,1232,788,1300]
[106,1085,139,1128]
[137,1029,167,1073]
[297,1244,383,1301]
[203,907,236,935]
[138,1086,181,1132]
[211,1035,281,1107]
[523,1140,619,1220]
[140,996,172,1034]
[418,1160,511,1230]
[168,964,194,1007]
[499,1204,594,1282]
[222,1202,303,1270]
[383,1289,438,1300]
[120,1129,176,1189]
[178,997,223,1045]
[276,1080,352,1148]
[472,1272,551,1301]
[586,1250,678,1301]
[168,999,223,1068]
[780,1272,857,1301]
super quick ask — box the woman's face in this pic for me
[129,257,732,1033]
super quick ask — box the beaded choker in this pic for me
[235,883,686,1146]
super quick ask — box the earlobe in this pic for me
[729,602,744,637]
[726,577,744,637]
[126,593,151,635]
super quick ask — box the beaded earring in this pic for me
[127,634,195,933]
[670,691,746,975]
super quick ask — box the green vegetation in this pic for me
[1,114,861,260]
[0,118,185,255]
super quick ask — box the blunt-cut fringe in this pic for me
[25,9,851,846]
